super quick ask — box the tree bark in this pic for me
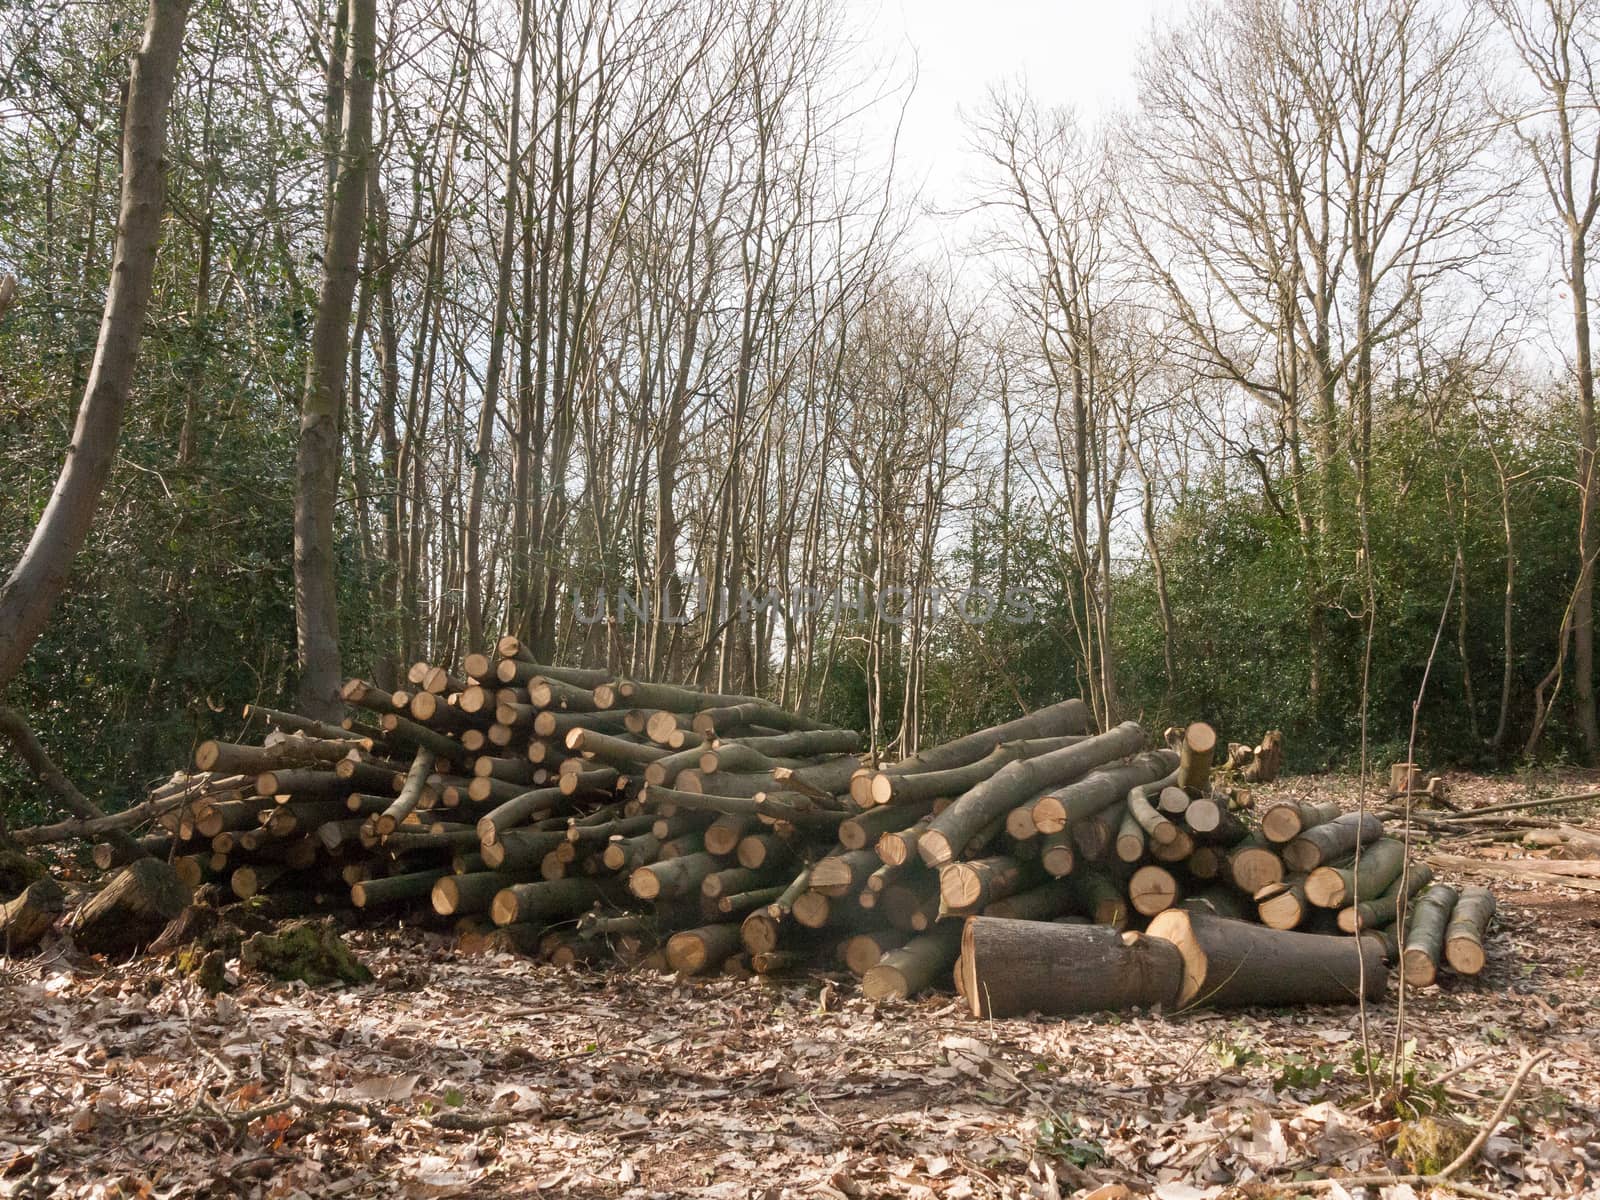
[961,917,1185,1018]
[294,0,375,718]
[0,0,190,691]
[1146,910,1387,1008]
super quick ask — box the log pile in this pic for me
[5,639,1499,1014]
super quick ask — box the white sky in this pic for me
[848,0,1195,222]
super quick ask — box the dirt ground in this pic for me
[1,772,1597,1200]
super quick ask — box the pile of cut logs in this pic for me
[5,638,1497,1014]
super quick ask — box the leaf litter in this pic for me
[0,771,1597,1198]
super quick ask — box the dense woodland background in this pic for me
[2,0,1598,813]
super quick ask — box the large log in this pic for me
[71,858,189,954]
[860,737,1084,808]
[960,917,1186,1018]
[1145,910,1386,1008]
[917,722,1149,866]
[1174,722,1217,792]
[938,855,1041,915]
[0,875,65,952]
[666,923,744,975]
[195,736,365,775]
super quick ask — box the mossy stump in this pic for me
[240,918,373,986]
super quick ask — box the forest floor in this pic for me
[1,772,1598,1200]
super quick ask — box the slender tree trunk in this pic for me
[1570,244,1599,762]
[293,0,376,718]
[0,0,190,692]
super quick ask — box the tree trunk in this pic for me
[961,917,1185,1018]
[0,0,190,691]
[293,0,375,718]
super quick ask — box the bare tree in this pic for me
[0,0,190,692]
[293,0,376,718]
[1491,0,1600,761]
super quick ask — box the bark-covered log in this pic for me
[960,917,1186,1017]
[1337,864,1433,933]
[938,855,1041,915]
[1401,883,1459,986]
[1443,885,1495,975]
[71,858,189,954]
[839,801,935,850]
[490,877,618,925]
[1305,838,1407,909]
[1174,722,1217,792]
[629,851,722,901]
[1146,910,1387,1008]
[810,849,882,896]
[1260,799,1341,844]
[666,923,744,975]
[851,699,1094,807]
[1028,749,1178,837]
[918,723,1150,866]
[195,736,365,775]
[0,875,65,952]
[861,920,964,1000]
[376,747,437,836]
[1282,812,1385,872]
[982,877,1080,922]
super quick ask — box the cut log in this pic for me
[861,920,963,1000]
[1175,722,1217,792]
[351,867,448,908]
[960,917,1186,1017]
[376,747,437,836]
[810,849,881,896]
[666,923,744,975]
[1260,799,1341,844]
[839,801,935,850]
[0,875,65,952]
[71,858,189,954]
[1255,876,1310,930]
[490,877,617,925]
[1400,883,1459,987]
[432,870,526,916]
[1072,800,1127,862]
[852,699,1094,806]
[195,736,365,775]
[1183,796,1247,843]
[1029,749,1179,837]
[1337,864,1433,933]
[1145,910,1386,1008]
[918,723,1151,866]
[1225,835,1285,894]
[938,855,1040,915]
[1443,885,1495,976]
[1039,831,1076,877]
[1282,812,1384,872]
[1305,838,1407,909]
[629,851,722,901]
[1129,864,1180,916]
[841,929,908,976]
